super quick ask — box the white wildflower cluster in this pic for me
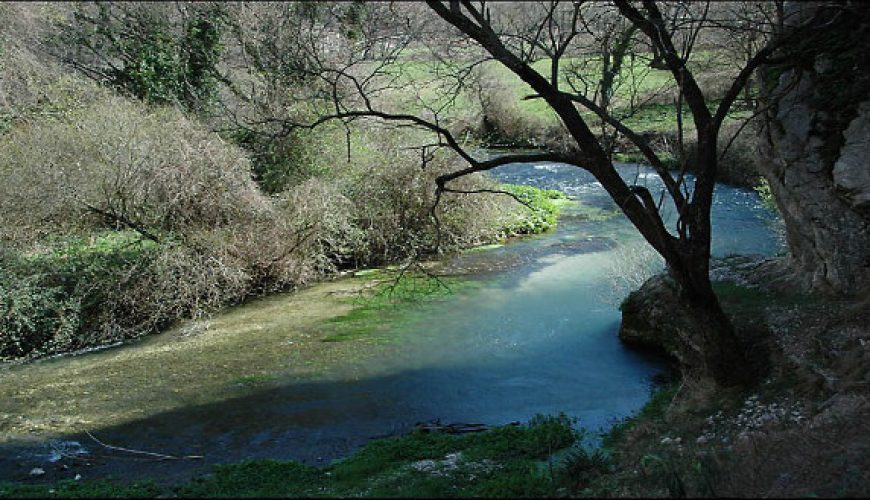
[696,394,807,446]
[410,452,501,477]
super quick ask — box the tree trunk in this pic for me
[669,256,751,387]
[663,133,751,387]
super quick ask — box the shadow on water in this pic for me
[0,340,665,485]
[0,161,782,485]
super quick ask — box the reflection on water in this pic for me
[0,162,782,483]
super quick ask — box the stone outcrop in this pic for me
[619,256,796,371]
[619,272,703,370]
[757,3,870,296]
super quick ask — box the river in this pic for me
[0,161,782,484]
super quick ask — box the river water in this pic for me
[0,162,782,484]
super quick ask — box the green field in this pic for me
[368,50,745,138]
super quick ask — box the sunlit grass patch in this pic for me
[22,230,158,264]
[498,184,567,235]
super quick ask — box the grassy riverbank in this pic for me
[0,119,566,364]
[1,414,581,498]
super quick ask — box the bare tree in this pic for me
[115,1,831,386]
[270,0,844,385]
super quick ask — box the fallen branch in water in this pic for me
[415,420,520,434]
[84,431,203,461]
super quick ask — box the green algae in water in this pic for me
[321,272,478,344]
[0,276,398,441]
[465,243,505,253]
[228,373,279,387]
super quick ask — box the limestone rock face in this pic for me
[833,101,870,217]
[757,5,870,296]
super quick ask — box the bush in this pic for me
[476,80,563,147]
[0,75,525,360]
[0,82,347,359]
[0,3,67,130]
[50,3,225,111]
[497,184,566,235]
[0,234,154,359]
[753,177,779,213]
[317,124,509,267]
[0,93,516,360]
[0,218,343,361]
[0,260,81,360]
[671,120,761,187]
[0,80,266,242]
[231,127,335,194]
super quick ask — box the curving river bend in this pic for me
[0,161,782,484]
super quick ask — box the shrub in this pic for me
[0,81,266,243]
[0,260,81,359]
[319,124,509,267]
[671,119,762,187]
[753,177,780,214]
[0,82,342,359]
[0,234,154,359]
[230,123,340,195]
[476,79,560,147]
[0,2,67,129]
[0,79,522,360]
[498,184,566,235]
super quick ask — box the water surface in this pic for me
[0,162,781,483]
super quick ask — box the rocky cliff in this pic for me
[757,2,870,296]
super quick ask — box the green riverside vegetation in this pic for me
[0,414,587,498]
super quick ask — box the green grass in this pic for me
[376,52,752,146]
[713,281,815,317]
[0,415,579,498]
[0,480,161,498]
[601,382,680,452]
[19,230,158,269]
[498,184,568,235]
[178,461,323,498]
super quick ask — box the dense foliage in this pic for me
[55,3,225,111]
